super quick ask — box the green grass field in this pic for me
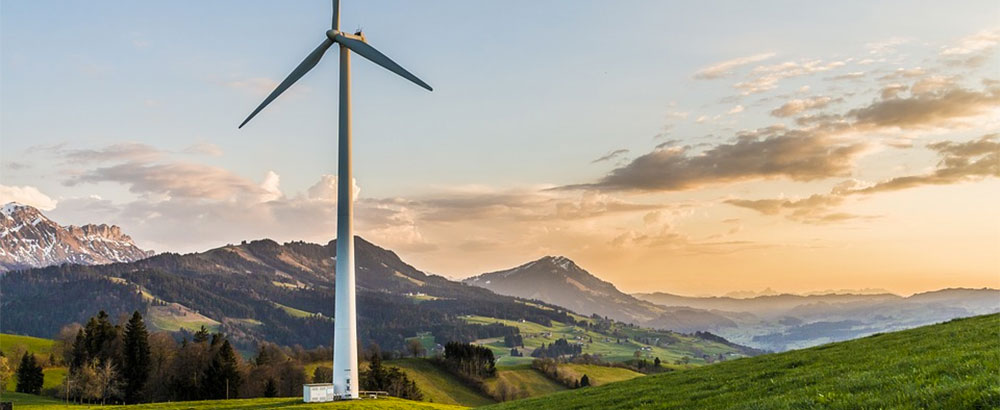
[0,333,57,356]
[1,333,68,392]
[389,358,494,407]
[484,314,1000,409]
[558,364,642,387]
[0,391,465,409]
[462,315,737,367]
[483,364,566,399]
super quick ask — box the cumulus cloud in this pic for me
[0,185,58,210]
[306,175,361,201]
[693,52,776,80]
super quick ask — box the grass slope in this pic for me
[1,333,67,392]
[390,358,495,407]
[484,365,566,398]
[0,391,465,409]
[0,333,57,356]
[462,316,738,367]
[558,364,643,387]
[485,314,1000,410]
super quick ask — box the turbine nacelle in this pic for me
[326,30,366,44]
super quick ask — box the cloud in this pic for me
[728,105,745,114]
[849,134,999,194]
[0,185,58,210]
[735,59,846,94]
[182,143,224,157]
[565,128,867,192]
[53,142,165,164]
[770,96,835,117]
[693,52,776,80]
[849,85,1000,129]
[591,149,629,163]
[866,37,910,55]
[65,161,277,202]
[941,29,999,56]
[725,193,860,224]
[830,72,866,81]
[3,161,30,170]
[726,134,999,223]
[413,187,663,222]
[306,175,361,201]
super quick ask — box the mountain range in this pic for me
[2,203,995,354]
[0,202,152,272]
[462,253,1000,352]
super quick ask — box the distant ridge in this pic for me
[0,202,152,272]
[464,256,738,333]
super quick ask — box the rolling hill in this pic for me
[0,391,465,409]
[484,313,1000,409]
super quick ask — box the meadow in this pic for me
[485,314,1000,409]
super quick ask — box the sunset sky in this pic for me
[2,0,998,296]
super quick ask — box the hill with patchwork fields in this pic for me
[484,314,1000,409]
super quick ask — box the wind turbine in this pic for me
[238,0,432,400]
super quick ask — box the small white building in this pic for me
[303,383,336,402]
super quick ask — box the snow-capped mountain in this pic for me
[464,256,738,332]
[0,202,152,272]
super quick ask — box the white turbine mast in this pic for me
[238,0,432,400]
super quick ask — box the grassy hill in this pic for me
[0,391,465,409]
[463,315,742,366]
[484,314,1000,409]
[558,364,642,387]
[0,333,57,356]
[390,358,494,407]
[484,364,567,399]
[1,333,67,392]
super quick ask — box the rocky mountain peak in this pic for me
[0,202,152,272]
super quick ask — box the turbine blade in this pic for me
[239,38,335,128]
[335,34,433,92]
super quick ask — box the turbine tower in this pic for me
[238,0,431,399]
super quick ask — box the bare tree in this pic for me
[94,360,122,405]
[407,339,426,358]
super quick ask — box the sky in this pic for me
[1,0,998,296]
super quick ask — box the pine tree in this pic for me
[15,352,44,394]
[203,340,241,399]
[654,357,661,367]
[193,326,210,344]
[70,329,88,371]
[123,311,151,403]
[263,378,278,397]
